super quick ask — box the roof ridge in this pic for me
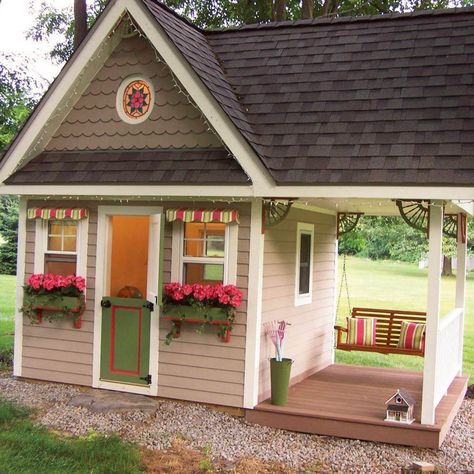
[205,6,474,33]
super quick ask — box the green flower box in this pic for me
[23,294,84,328]
[162,304,232,343]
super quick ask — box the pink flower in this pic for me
[182,284,193,296]
[74,276,86,292]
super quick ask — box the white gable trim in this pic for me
[0,0,127,184]
[127,0,273,189]
[0,0,273,190]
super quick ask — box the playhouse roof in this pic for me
[3,1,474,188]
[145,2,474,186]
[385,388,416,406]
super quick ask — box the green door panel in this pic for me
[100,297,151,385]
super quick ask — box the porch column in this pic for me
[455,214,467,373]
[243,198,265,408]
[421,201,443,425]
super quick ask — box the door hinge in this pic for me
[143,301,154,311]
[140,374,152,384]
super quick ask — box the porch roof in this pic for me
[145,2,474,185]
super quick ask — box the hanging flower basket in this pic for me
[21,274,86,329]
[162,283,243,344]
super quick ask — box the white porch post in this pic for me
[455,214,467,373]
[243,198,265,408]
[421,201,443,425]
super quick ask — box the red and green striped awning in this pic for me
[166,208,239,224]
[27,208,88,220]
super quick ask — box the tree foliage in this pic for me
[0,54,43,151]
[0,197,19,275]
[28,0,474,64]
[339,216,472,268]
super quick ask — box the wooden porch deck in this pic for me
[246,364,468,448]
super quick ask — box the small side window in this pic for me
[44,220,78,275]
[295,222,314,306]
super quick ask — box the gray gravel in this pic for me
[0,372,472,473]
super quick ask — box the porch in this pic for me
[246,364,468,449]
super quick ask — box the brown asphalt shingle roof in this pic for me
[5,149,250,185]
[145,2,474,185]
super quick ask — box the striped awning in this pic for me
[27,208,88,220]
[166,208,239,224]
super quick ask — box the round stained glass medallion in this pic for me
[116,76,154,124]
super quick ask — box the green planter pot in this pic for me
[23,294,84,328]
[163,304,229,322]
[270,358,293,406]
[28,294,83,312]
[162,304,233,343]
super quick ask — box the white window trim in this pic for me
[34,218,89,281]
[171,221,238,285]
[294,222,314,307]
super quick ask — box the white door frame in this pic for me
[92,205,163,396]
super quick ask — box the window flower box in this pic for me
[22,274,86,329]
[162,282,243,344]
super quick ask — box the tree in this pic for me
[0,197,19,275]
[74,0,88,49]
[0,54,43,151]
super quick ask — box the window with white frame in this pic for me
[171,221,238,285]
[295,222,314,306]
[35,219,88,277]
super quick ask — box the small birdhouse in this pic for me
[385,388,416,424]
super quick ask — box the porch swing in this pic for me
[334,211,428,357]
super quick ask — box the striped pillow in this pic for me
[398,321,425,351]
[347,317,376,346]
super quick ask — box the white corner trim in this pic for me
[13,198,27,377]
[126,0,273,190]
[294,222,314,307]
[243,198,264,408]
[0,0,126,184]
[92,205,162,395]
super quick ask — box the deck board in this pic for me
[246,364,467,448]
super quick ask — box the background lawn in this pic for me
[0,275,15,367]
[336,256,473,382]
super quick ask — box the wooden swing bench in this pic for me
[335,307,427,357]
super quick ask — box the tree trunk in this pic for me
[73,0,88,51]
[302,0,313,19]
[441,256,453,277]
[321,0,332,16]
[274,0,286,21]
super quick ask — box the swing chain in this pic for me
[337,254,351,316]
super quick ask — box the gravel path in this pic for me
[0,372,472,473]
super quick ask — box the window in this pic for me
[295,222,314,306]
[182,222,225,284]
[171,221,238,285]
[35,218,88,277]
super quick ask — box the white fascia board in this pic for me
[0,0,124,183]
[126,0,274,190]
[2,183,474,201]
[0,184,254,197]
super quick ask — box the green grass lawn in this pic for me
[336,256,474,382]
[0,400,141,473]
[0,275,15,365]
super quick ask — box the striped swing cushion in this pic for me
[347,317,376,346]
[397,321,425,351]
